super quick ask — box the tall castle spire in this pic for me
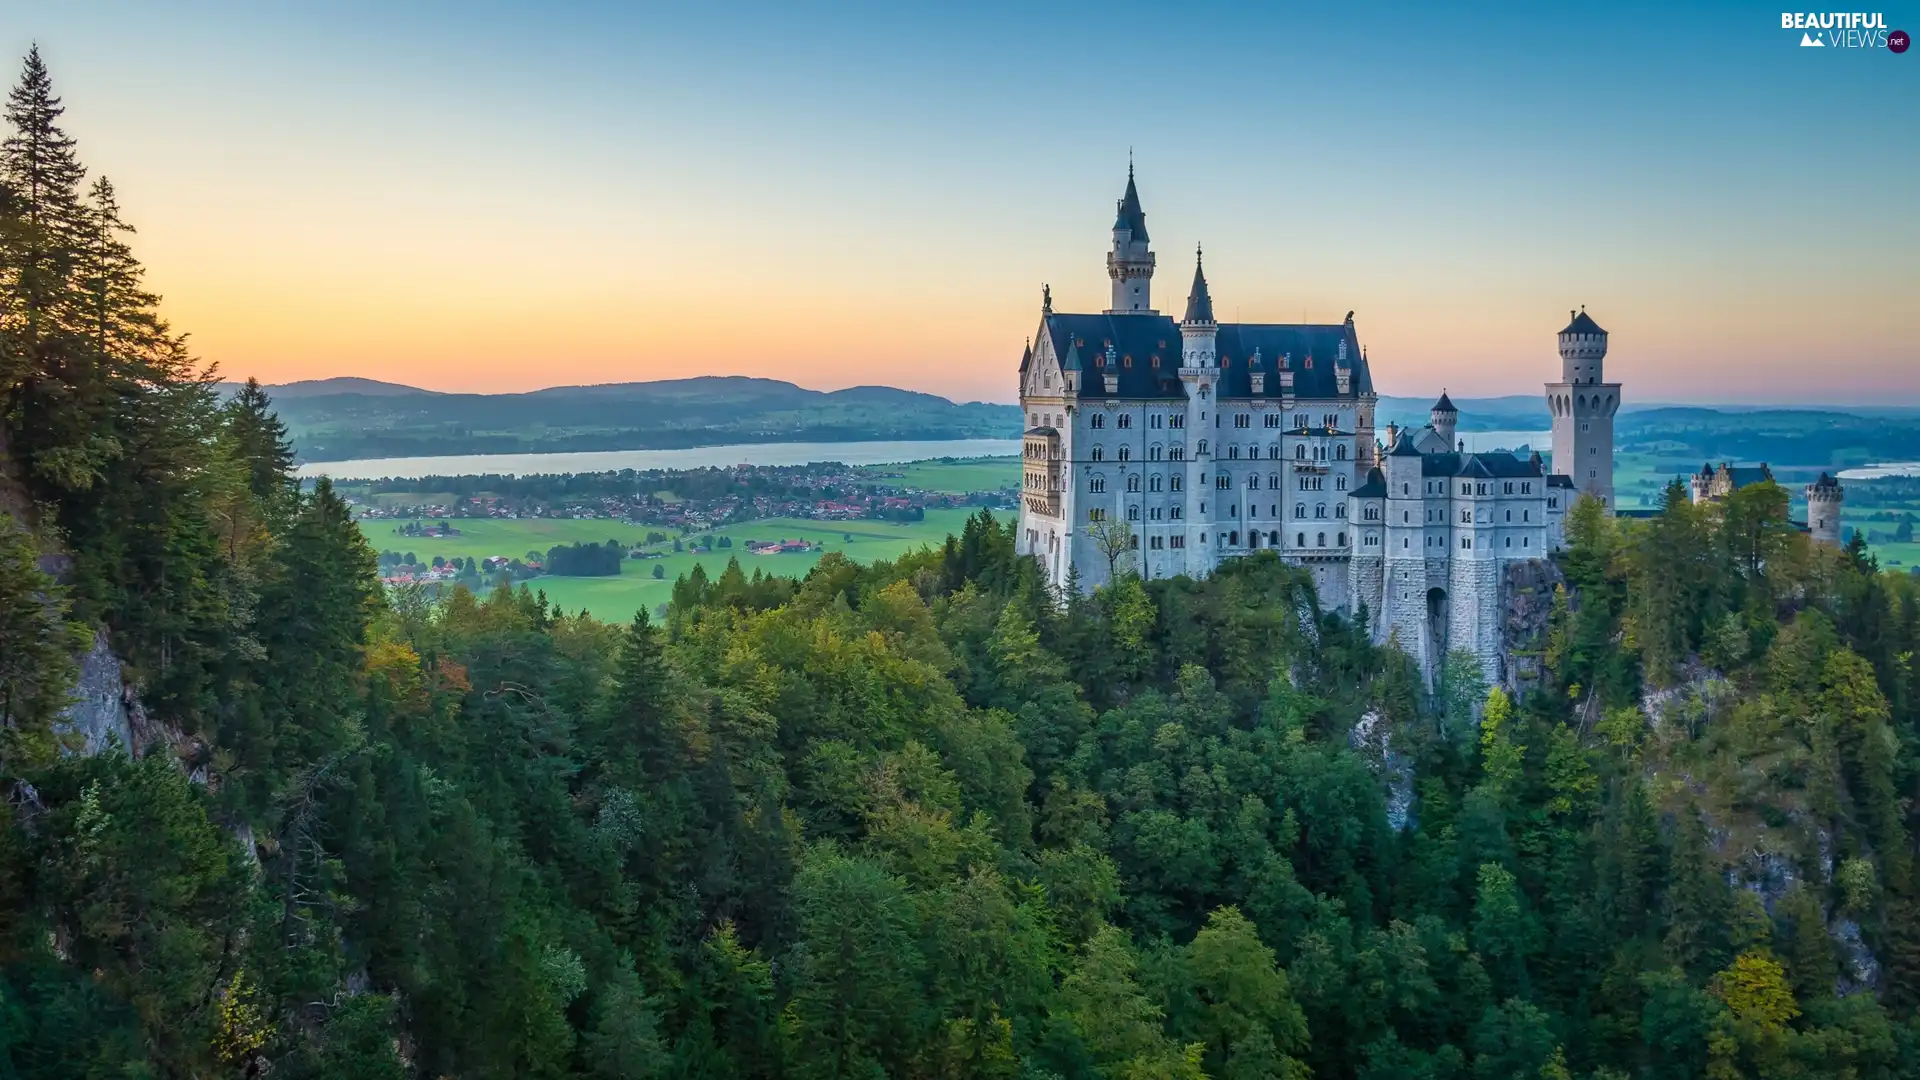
[1106,162,1156,314]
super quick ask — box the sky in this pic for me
[5,1,1916,404]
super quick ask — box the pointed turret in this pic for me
[1431,389,1458,447]
[1105,162,1157,313]
[1182,244,1215,326]
[1114,162,1150,243]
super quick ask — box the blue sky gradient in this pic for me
[5,1,1915,402]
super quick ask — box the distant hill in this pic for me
[257,375,1023,463]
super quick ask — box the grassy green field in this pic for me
[857,457,1017,494]
[366,509,979,618]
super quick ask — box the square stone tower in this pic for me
[1544,308,1619,508]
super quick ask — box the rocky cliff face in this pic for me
[1500,559,1564,693]
[54,629,135,756]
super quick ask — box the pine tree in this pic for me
[225,378,295,502]
[0,44,87,350]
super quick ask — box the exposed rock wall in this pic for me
[54,629,134,756]
[1499,558,1563,693]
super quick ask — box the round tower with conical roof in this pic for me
[1806,472,1845,547]
[1431,391,1458,448]
[1544,307,1621,509]
[1106,163,1156,314]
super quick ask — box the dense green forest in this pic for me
[5,49,1920,1080]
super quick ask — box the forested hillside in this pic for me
[5,49,1920,1080]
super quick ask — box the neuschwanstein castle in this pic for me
[1015,169,1622,682]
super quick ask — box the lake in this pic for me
[297,438,1025,481]
[1839,463,1920,480]
[297,429,1557,482]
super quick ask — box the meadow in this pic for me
[856,456,1017,494]
[368,509,979,618]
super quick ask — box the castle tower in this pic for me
[1806,472,1845,546]
[1689,462,1715,505]
[1106,164,1157,314]
[1431,391,1458,449]
[1178,245,1217,574]
[1544,307,1620,508]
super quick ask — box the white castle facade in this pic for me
[1015,170,1621,682]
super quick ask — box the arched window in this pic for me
[1198,439,1209,455]
[1248,474,1261,490]
[1228,445,1239,460]
[1126,475,1140,492]
[1117,445,1130,462]
[1117,414,1132,429]
[1149,474,1163,492]
[1336,475,1348,491]
[1269,473,1280,490]
[1091,414,1106,429]
[1171,474,1183,492]
[1149,445,1163,461]
[1297,532,1306,546]
[1337,532,1346,546]
[1127,505,1140,521]
[1294,503,1306,519]
[1336,444,1348,460]
[1269,530,1280,546]
[1295,445,1306,460]
[1317,532,1326,547]
[1315,504,1327,518]
[1089,476,1106,494]
[1229,531,1239,545]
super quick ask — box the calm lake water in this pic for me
[297,430,1557,482]
[297,439,1026,481]
[1839,463,1920,480]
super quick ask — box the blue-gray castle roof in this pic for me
[1039,312,1374,401]
[1560,310,1606,336]
[1114,171,1149,242]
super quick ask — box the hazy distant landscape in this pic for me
[234,375,1023,462]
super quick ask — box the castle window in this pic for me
[1198,440,1208,455]
[1337,475,1348,491]
[1150,535,1163,549]
[1149,445,1162,461]
[1094,353,1105,368]
[1336,504,1346,518]
[1235,413,1250,429]
[1127,505,1140,521]
[1171,474,1183,491]
[1550,497,1558,508]
[1090,476,1106,493]
[1461,483,1470,495]
[1170,414,1184,428]
[1127,475,1141,492]
[1504,482,1513,494]
[1117,414,1132,429]
[1295,503,1306,519]
[1265,414,1280,428]
[1088,508,1106,521]
[1523,510,1529,521]
[1338,532,1346,546]
[1505,537,1511,548]
[1403,538,1409,548]
[1091,414,1106,429]
[1402,510,1409,523]
[1171,535,1185,547]
[1091,446,1104,462]
[1402,484,1409,495]
[1216,475,1229,490]
[1521,482,1531,494]
[1298,532,1306,546]
[1315,504,1327,519]
[1461,510,1471,523]
[1122,355,1133,368]
[1117,446,1130,462]
[1505,509,1511,522]
[1150,414,1162,429]
[1337,444,1348,460]
[1150,474,1163,491]
[1228,445,1239,460]
[1151,355,1160,368]
[1296,445,1306,460]
[1171,506,1183,519]
[1317,532,1326,547]
[1462,537,1471,549]
[1248,475,1261,490]
[1589,446,1596,455]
